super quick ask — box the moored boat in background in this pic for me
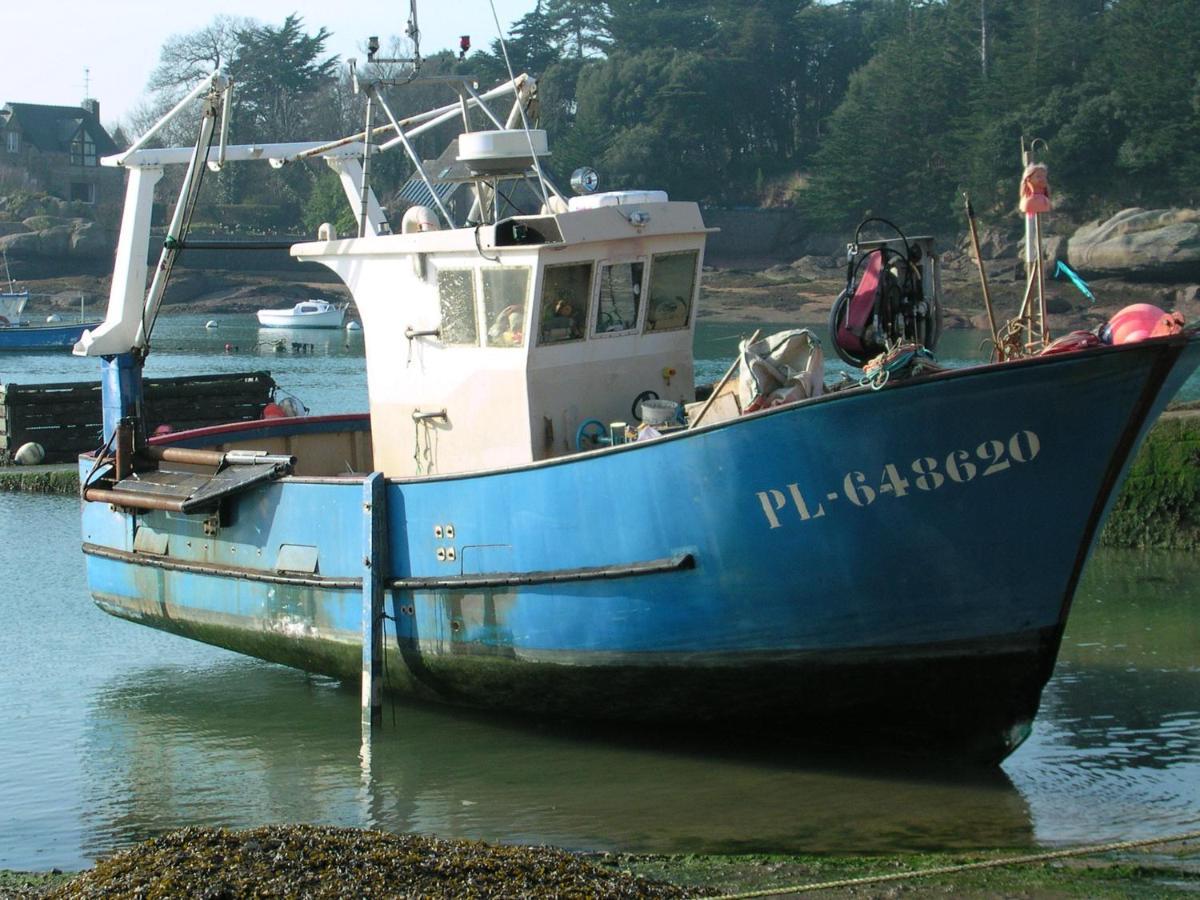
[0,258,100,350]
[72,30,1200,764]
[256,298,347,329]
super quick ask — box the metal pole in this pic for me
[361,472,387,734]
[689,329,761,429]
[100,352,143,446]
[1034,213,1049,345]
[359,93,374,239]
[963,193,1000,359]
[372,89,455,228]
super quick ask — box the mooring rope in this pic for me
[708,828,1200,899]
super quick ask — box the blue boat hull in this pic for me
[80,335,1200,761]
[0,321,102,350]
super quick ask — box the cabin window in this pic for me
[594,261,643,335]
[5,132,18,153]
[483,267,530,348]
[538,262,592,345]
[645,250,698,332]
[437,269,479,346]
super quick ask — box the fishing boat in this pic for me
[0,260,100,350]
[256,298,347,329]
[73,56,1200,764]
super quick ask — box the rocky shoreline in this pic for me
[7,204,1199,332]
[13,254,1199,335]
[698,249,1199,334]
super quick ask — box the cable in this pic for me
[488,0,550,208]
[710,828,1200,900]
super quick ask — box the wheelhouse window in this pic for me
[437,269,479,346]
[594,261,643,335]
[69,129,97,167]
[483,267,530,348]
[538,263,592,345]
[645,250,698,332]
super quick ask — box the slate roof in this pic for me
[2,103,119,156]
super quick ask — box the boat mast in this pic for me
[1,249,14,293]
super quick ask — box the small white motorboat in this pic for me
[256,299,346,329]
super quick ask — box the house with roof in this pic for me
[0,99,122,207]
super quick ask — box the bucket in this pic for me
[639,399,680,425]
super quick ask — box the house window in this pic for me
[538,263,592,345]
[594,261,644,335]
[70,182,95,204]
[5,131,18,153]
[70,131,97,167]
[436,269,478,346]
[645,250,698,332]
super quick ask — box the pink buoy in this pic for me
[1107,304,1170,345]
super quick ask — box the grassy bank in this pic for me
[1102,409,1200,549]
[3,835,1198,898]
[0,465,77,496]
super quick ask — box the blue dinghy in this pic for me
[75,71,1200,763]
[0,290,100,350]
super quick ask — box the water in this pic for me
[0,316,370,417]
[0,317,1198,871]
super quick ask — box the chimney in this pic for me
[81,98,99,120]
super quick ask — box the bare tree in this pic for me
[147,15,255,97]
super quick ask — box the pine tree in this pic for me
[544,0,612,59]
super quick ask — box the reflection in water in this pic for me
[80,663,1031,862]
[3,340,1200,870]
[1007,551,1200,845]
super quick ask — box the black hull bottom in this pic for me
[402,634,1059,765]
[95,595,1058,764]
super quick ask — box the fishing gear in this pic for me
[829,217,941,367]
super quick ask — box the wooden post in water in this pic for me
[361,472,387,733]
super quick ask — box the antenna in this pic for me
[83,67,91,102]
[366,0,422,73]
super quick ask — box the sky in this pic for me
[1,1,537,130]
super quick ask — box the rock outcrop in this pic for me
[0,216,114,264]
[0,193,116,268]
[1068,208,1200,280]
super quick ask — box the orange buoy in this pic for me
[1106,303,1184,345]
[262,402,286,419]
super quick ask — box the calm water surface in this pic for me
[0,317,1197,870]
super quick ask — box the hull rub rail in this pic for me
[81,543,695,591]
[388,552,695,590]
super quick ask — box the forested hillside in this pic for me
[128,0,1200,235]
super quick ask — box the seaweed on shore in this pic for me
[45,825,693,899]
